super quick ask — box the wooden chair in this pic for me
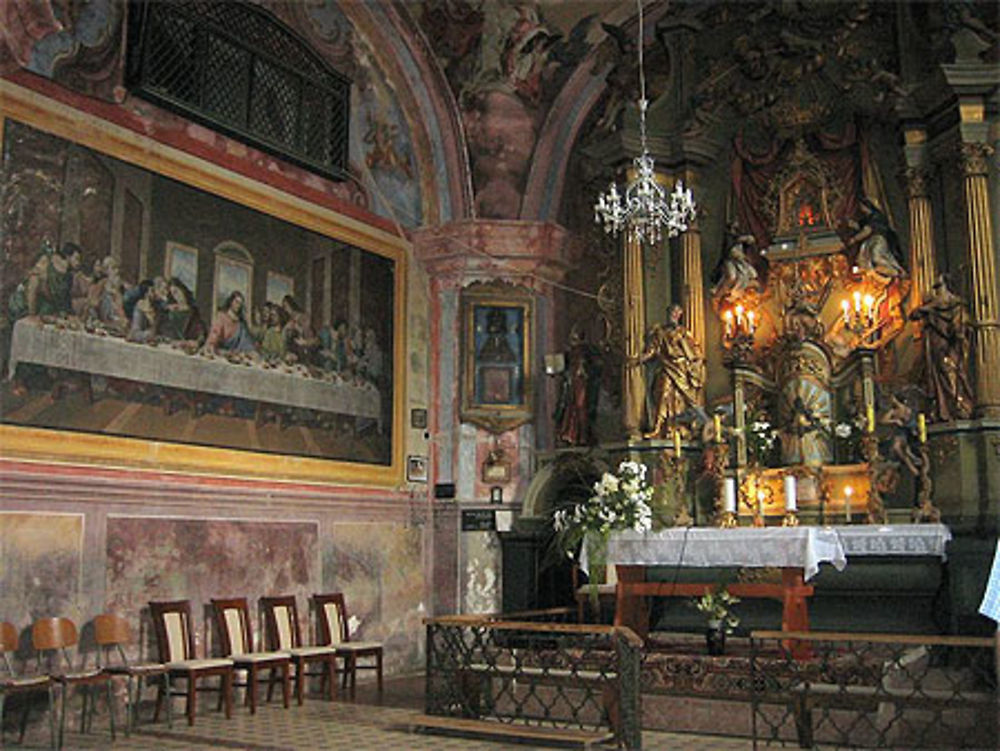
[311,593,383,699]
[94,613,170,734]
[148,600,234,726]
[210,598,291,714]
[31,617,115,749]
[1,621,55,749]
[259,595,338,705]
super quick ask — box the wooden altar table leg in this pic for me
[614,565,648,640]
[781,568,812,659]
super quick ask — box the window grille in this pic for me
[126,1,350,181]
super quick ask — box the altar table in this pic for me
[585,525,951,641]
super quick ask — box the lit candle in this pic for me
[714,414,723,443]
[853,290,862,313]
[735,304,745,331]
[746,310,756,334]
[918,413,927,444]
[844,485,853,523]
[841,298,850,325]
[673,429,682,458]
[723,309,734,337]
[783,475,797,512]
[866,404,875,433]
[724,478,736,513]
[756,488,765,518]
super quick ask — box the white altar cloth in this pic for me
[833,524,952,559]
[584,524,953,582]
[585,527,847,581]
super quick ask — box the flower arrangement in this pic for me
[553,460,654,558]
[745,416,778,467]
[693,585,740,633]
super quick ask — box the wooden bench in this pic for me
[408,713,615,749]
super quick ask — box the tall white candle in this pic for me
[724,478,737,513]
[784,475,797,512]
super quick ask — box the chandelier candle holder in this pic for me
[841,290,877,339]
[594,0,696,245]
[782,473,799,527]
[722,304,757,362]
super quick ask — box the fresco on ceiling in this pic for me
[417,1,596,219]
[292,0,422,227]
[0,119,397,466]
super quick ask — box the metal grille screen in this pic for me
[126,0,350,181]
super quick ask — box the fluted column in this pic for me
[680,217,705,355]
[623,232,646,439]
[960,142,1000,417]
[903,166,937,309]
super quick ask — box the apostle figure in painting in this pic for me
[908,275,974,421]
[205,291,257,354]
[636,304,705,439]
[554,325,602,446]
[8,240,83,319]
[711,223,760,304]
[846,199,906,280]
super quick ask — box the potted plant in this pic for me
[693,585,740,656]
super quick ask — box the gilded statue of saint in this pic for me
[636,304,705,439]
[908,275,974,421]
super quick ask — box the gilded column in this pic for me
[960,142,1000,417]
[623,232,646,439]
[903,167,937,309]
[680,217,705,355]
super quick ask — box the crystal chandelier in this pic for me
[594,0,696,245]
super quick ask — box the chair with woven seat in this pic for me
[1,621,55,749]
[94,613,170,734]
[210,598,290,714]
[148,600,233,726]
[311,593,383,699]
[259,595,338,705]
[31,617,115,749]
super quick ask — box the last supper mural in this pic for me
[0,119,396,466]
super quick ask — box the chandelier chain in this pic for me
[593,0,697,246]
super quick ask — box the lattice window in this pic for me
[126,0,350,181]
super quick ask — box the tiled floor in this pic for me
[13,676,755,750]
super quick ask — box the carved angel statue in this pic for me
[845,199,906,280]
[711,223,761,305]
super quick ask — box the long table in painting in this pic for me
[587,525,952,641]
[8,318,381,424]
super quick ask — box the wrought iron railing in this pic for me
[425,612,642,749]
[750,630,997,749]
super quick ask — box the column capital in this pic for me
[902,166,932,199]
[959,142,995,177]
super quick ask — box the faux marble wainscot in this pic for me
[462,530,501,614]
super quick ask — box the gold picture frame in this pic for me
[0,80,407,487]
[460,281,533,433]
